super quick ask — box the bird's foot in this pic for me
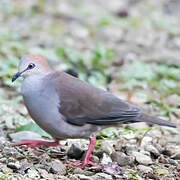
[14,139,59,150]
[66,159,97,169]
[76,160,96,168]
[67,136,97,169]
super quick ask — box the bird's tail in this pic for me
[137,113,176,128]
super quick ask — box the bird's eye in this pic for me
[28,63,35,69]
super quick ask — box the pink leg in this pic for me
[14,139,59,150]
[78,136,96,168]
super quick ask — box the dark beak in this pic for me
[12,67,29,82]
[12,72,22,82]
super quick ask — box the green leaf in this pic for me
[155,168,169,176]
[15,122,52,139]
[96,128,118,139]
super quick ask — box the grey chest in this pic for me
[21,76,61,130]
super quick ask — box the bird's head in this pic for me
[12,54,53,82]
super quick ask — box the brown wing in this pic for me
[49,72,140,126]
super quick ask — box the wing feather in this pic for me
[48,72,140,126]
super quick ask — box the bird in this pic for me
[12,54,176,168]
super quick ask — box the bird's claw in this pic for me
[76,160,96,168]
[14,139,59,150]
[66,159,97,169]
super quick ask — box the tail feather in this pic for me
[138,113,176,128]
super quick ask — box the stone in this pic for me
[93,173,112,180]
[50,160,66,175]
[0,137,6,149]
[140,136,153,148]
[139,150,150,156]
[158,155,169,164]
[94,150,103,159]
[101,153,112,165]
[3,147,23,159]
[69,174,79,180]
[102,162,122,176]
[7,161,21,170]
[0,158,7,163]
[3,147,18,156]
[26,168,40,179]
[149,129,162,139]
[177,164,180,171]
[154,144,163,153]
[132,152,153,165]
[162,146,175,156]
[114,139,125,151]
[171,152,180,160]
[67,144,84,159]
[145,145,160,157]
[37,168,54,180]
[137,165,153,174]
[127,122,148,130]
[73,168,95,176]
[100,140,114,155]
[111,152,134,166]
[99,27,123,42]
[164,94,180,107]
[75,174,93,180]
[115,8,129,18]
[168,158,178,165]
[56,176,69,180]
[90,155,99,163]
[123,145,138,156]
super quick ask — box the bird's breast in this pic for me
[21,76,62,134]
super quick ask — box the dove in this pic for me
[12,54,176,168]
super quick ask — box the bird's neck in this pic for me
[21,74,46,94]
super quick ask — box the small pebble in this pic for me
[100,141,114,155]
[132,151,153,165]
[171,152,180,160]
[67,144,84,159]
[73,168,95,176]
[7,161,21,170]
[137,165,153,174]
[101,153,112,165]
[111,152,134,166]
[50,160,66,175]
[145,145,160,157]
[90,155,99,163]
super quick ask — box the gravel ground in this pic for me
[0,0,180,179]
